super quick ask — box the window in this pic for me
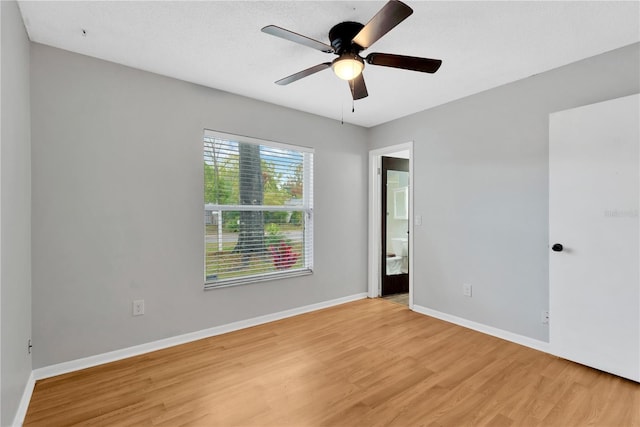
[204,130,313,288]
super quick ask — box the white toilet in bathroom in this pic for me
[386,237,408,275]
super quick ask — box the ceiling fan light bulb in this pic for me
[332,55,364,80]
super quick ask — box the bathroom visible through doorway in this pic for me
[368,142,413,308]
[381,156,409,298]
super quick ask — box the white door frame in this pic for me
[368,142,414,308]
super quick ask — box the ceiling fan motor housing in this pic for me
[329,21,365,54]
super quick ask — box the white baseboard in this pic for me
[12,371,35,427]
[412,304,550,353]
[32,293,367,382]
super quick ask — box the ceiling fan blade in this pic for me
[351,0,413,49]
[275,63,332,85]
[366,53,442,73]
[348,74,368,100]
[262,25,334,53]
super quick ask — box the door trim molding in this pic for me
[368,142,414,307]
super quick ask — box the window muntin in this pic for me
[204,130,313,288]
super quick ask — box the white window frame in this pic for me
[203,129,314,289]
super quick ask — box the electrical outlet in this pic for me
[463,283,472,297]
[133,300,145,316]
[542,310,549,325]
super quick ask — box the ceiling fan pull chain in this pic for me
[350,79,355,113]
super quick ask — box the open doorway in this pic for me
[368,143,413,308]
[381,156,409,297]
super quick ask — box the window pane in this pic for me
[204,138,306,207]
[205,210,309,283]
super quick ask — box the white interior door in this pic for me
[549,94,639,382]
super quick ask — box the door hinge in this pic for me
[28,339,33,354]
[377,167,381,175]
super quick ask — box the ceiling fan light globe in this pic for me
[332,55,364,81]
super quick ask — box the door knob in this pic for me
[552,243,563,252]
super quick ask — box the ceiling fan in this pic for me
[261,0,442,101]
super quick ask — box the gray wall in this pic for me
[30,44,368,368]
[369,42,640,341]
[0,1,32,425]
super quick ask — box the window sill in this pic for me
[204,268,313,290]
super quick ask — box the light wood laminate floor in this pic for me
[24,298,639,426]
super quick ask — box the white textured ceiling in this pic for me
[17,1,640,127]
